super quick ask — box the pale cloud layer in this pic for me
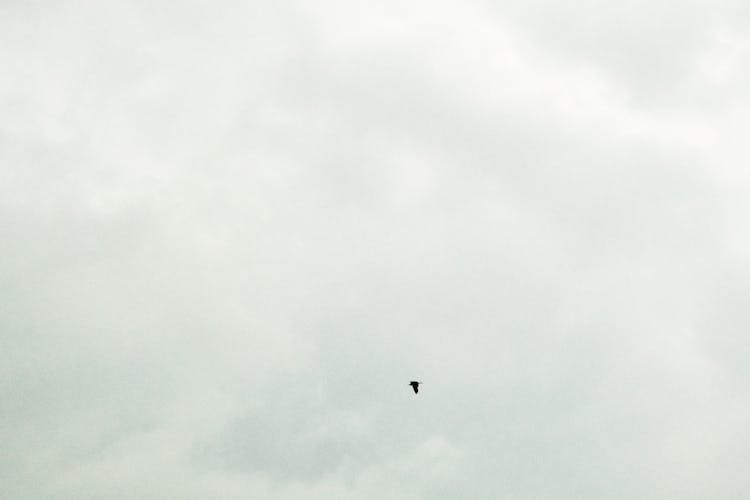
[2,1,750,498]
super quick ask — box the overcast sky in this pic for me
[2,1,750,498]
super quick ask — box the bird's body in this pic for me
[409,381,421,394]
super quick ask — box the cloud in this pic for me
[2,0,750,498]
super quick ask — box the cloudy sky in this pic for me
[2,1,750,498]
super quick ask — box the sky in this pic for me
[2,1,750,498]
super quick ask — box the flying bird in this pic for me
[409,381,421,394]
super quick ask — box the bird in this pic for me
[409,381,421,394]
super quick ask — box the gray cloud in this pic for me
[2,0,750,498]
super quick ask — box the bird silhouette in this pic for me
[409,381,421,394]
